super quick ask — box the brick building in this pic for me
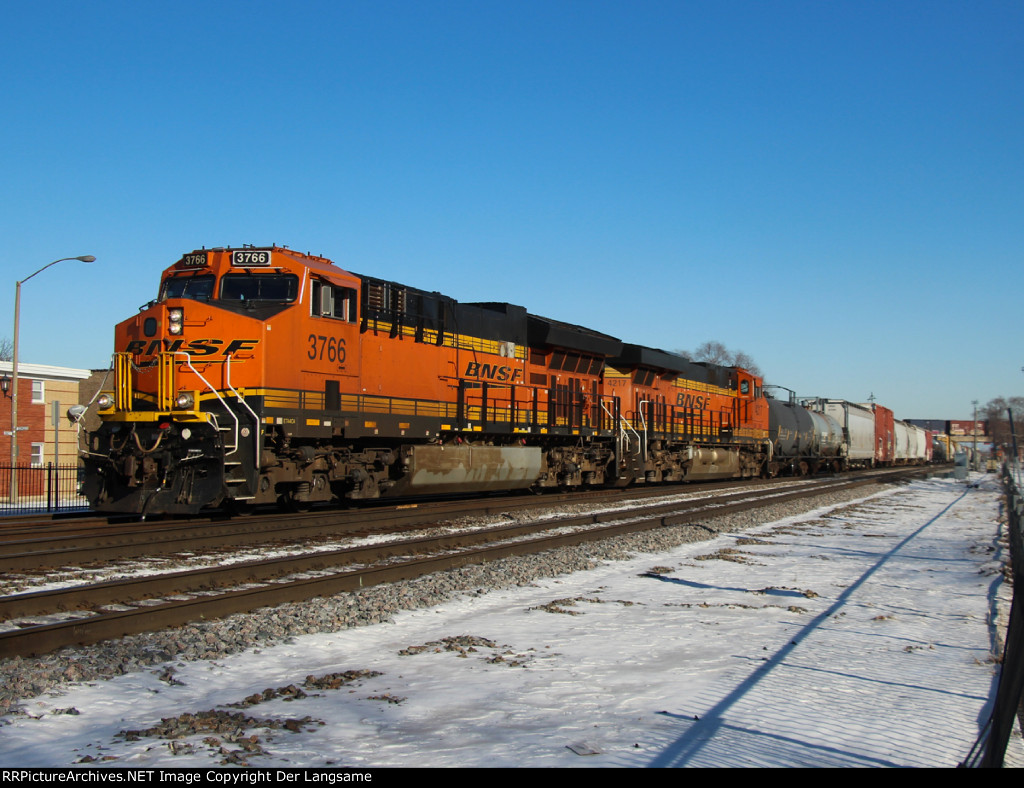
[0,361,91,487]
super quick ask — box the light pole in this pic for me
[8,255,95,503]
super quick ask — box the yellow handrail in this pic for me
[157,352,176,411]
[114,353,133,412]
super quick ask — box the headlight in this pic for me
[96,393,114,410]
[174,392,195,409]
[168,307,184,335]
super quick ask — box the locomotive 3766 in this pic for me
[80,245,892,515]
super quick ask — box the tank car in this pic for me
[80,245,773,515]
[932,434,956,463]
[765,390,844,476]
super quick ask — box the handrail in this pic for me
[171,352,240,458]
[601,400,642,464]
[638,400,650,462]
[114,353,133,412]
[224,354,261,468]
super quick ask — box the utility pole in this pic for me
[972,399,979,472]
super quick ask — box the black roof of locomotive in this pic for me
[610,343,736,387]
[454,301,529,345]
[355,272,623,356]
[526,314,623,357]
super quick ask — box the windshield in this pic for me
[220,273,299,303]
[160,275,215,302]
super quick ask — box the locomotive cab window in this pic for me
[311,280,357,322]
[220,274,298,303]
[160,275,215,302]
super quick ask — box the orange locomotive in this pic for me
[82,246,770,514]
[601,345,769,483]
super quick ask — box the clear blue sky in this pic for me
[1,0,1020,420]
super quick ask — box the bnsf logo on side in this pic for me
[464,361,523,383]
[125,339,260,356]
[676,393,710,409]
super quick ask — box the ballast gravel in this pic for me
[0,483,892,712]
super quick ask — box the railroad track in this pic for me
[1,465,930,557]
[0,466,940,659]
[0,476,834,570]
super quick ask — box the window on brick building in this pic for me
[31,380,44,404]
[30,443,44,468]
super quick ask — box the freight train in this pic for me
[78,246,930,516]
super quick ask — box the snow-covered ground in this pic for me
[1,473,1019,768]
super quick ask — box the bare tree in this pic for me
[0,337,11,362]
[691,341,731,366]
[982,396,1024,450]
[730,350,762,377]
[679,341,762,377]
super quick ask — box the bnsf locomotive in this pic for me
[79,245,911,516]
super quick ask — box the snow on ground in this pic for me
[0,474,1019,768]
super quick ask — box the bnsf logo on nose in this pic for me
[464,361,523,383]
[125,339,259,356]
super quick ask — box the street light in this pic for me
[8,255,95,503]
